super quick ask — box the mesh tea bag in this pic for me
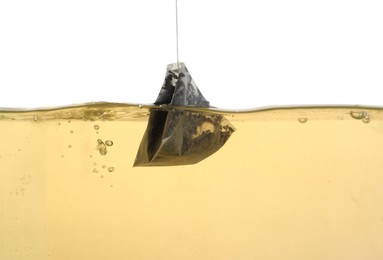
[134,63,235,167]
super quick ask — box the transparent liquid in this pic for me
[1,103,383,260]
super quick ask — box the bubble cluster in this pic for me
[92,163,116,175]
[90,123,117,177]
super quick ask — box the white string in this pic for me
[175,0,180,72]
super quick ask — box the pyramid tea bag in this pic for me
[134,63,235,167]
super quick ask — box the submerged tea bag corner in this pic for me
[134,63,235,167]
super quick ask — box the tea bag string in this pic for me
[175,0,180,73]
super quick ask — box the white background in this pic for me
[0,0,382,109]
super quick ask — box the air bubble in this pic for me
[105,140,113,146]
[138,104,143,109]
[350,111,368,120]
[298,118,308,123]
[108,167,115,172]
[362,115,371,123]
[97,139,107,155]
[94,125,100,130]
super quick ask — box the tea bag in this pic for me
[133,63,235,167]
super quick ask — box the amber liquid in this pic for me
[1,103,383,260]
